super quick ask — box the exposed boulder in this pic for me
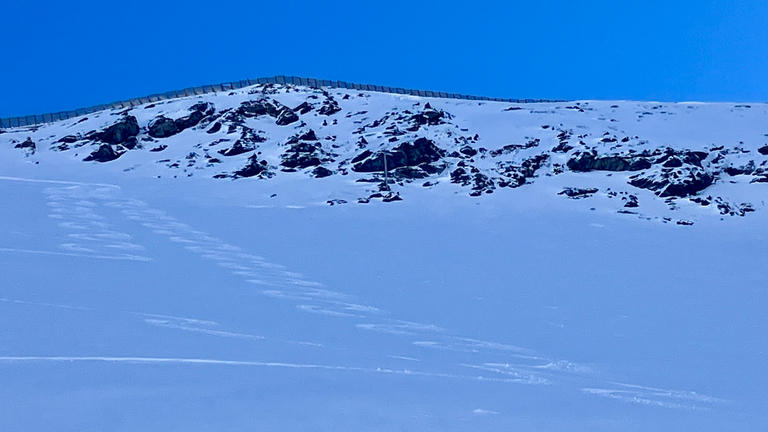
[218,128,266,156]
[280,138,334,171]
[84,144,123,162]
[723,161,756,176]
[219,141,255,157]
[276,108,299,126]
[148,102,215,138]
[624,195,639,208]
[237,100,278,118]
[58,135,79,144]
[311,166,334,178]
[92,115,139,145]
[234,155,274,178]
[293,102,314,115]
[318,99,341,116]
[450,162,495,196]
[206,122,222,134]
[14,137,36,155]
[489,139,540,157]
[148,116,179,138]
[758,145,768,156]
[567,152,651,172]
[351,138,444,173]
[629,167,714,198]
[495,154,549,188]
[174,102,214,130]
[558,187,598,199]
[411,109,445,126]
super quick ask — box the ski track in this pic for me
[0,177,727,410]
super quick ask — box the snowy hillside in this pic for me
[1,83,767,431]
[2,82,767,223]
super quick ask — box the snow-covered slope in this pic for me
[2,83,767,223]
[1,84,767,431]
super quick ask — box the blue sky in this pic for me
[2,0,766,117]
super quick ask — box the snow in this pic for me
[1,84,767,431]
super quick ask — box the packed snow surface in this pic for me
[1,84,767,431]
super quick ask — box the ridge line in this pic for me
[0,75,566,129]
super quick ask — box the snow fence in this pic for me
[0,75,566,129]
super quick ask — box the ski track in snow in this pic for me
[0,177,727,411]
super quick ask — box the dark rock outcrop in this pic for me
[758,145,768,156]
[14,137,36,155]
[237,100,278,118]
[567,152,651,172]
[318,99,341,116]
[218,128,266,156]
[293,102,314,115]
[276,108,299,126]
[311,166,334,178]
[84,144,123,162]
[148,116,179,138]
[624,195,639,208]
[351,138,444,173]
[629,168,714,198]
[149,102,215,138]
[92,115,139,145]
[411,109,445,127]
[234,155,274,178]
[558,187,598,199]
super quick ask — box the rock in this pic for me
[234,156,273,178]
[174,102,214,130]
[123,136,139,150]
[293,102,314,115]
[149,144,167,152]
[558,187,598,199]
[206,122,222,134]
[624,195,639,208]
[148,116,179,138]
[318,99,342,116]
[629,167,714,198]
[714,198,755,216]
[391,166,429,180]
[94,115,139,145]
[218,128,266,156]
[661,156,683,168]
[282,153,322,170]
[281,140,333,170]
[237,100,278,118]
[489,139,540,157]
[567,152,651,172]
[551,141,574,153]
[676,220,694,226]
[351,138,444,173]
[219,140,256,157]
[459,145,478,157]
[382,192,403,202]
[724,161,755,176]
[276,108,299,126]
[495,154,549,188]
[411,109,445,126]
[299,130,318,141]
[58,135,79,144]
[84,144,123,162]
[758,145,768,156]
[14,137,36,155]
[311,166,333,178]
[148,103,214,138]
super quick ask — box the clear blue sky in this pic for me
[2,0,767,117]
